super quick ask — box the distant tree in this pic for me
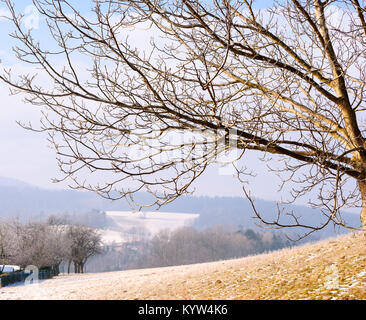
[47,214,69,226]
[66,224,103,273]
[12,222,51,269]
[69,210,109,229]
[10,221,67,271]
[242,229,260,242]
[262,232,274,247]
[46,223,72,274]
[0,221,15,273]
[148,230,171,267]
[125,226,150,243]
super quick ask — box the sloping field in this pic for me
[1,232,366,300]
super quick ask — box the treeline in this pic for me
[9,209,113,230]
[0,218,103,274]
[88,226,291,272]
[46,210,113,229]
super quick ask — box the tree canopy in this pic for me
[2,0,366,237]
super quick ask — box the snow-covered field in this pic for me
[100,211,200,245]
[1,232,365,300]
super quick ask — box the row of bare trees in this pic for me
[87,226,290,272]
[145,227,287,267]
[0,219,103,274]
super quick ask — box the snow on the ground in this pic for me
[1,232,366,300]
[101,211,200,245]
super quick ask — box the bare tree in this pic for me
[66,224,103,273]
[1,218,102,274]
[2,0,366,237]
[11,222,50,269]
[125,226,150,243]
[0,221,15,273]
[46,222,72,274]
[4,220,69,273]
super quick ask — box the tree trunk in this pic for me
[358,180,366,230]
[74,261,77,273]
[53,264,60,276]
[67,260,71,274]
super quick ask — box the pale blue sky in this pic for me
[0,0,287,201]
[0,0,348,207]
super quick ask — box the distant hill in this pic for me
[0,176,33,188]
[164,196,361,240]
[0,176,361,240]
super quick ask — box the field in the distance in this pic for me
[100,211,200,244]
[1,232,366,300]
